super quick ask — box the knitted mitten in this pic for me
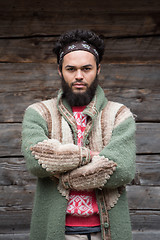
[31,139,90,173]
[61,155,117,191]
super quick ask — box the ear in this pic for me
[97,64,101,75]
[58,66,62,77]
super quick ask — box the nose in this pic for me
[75,69,83,80]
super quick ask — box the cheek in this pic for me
[87,73,96,84]
[62,71,70,80]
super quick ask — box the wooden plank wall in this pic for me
[0,0,160,239]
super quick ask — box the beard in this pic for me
[61,74,98,107]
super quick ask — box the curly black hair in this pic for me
[53,29,105,69]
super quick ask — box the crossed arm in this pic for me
[22,107,136,191]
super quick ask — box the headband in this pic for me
[59,41,99,63]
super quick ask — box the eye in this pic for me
[83,67,92,71]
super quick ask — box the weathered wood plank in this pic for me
[0,0,160,38]
[0,89,159,122]
[133,231,160,240]
[103,36,160,64]
[0,63,59,93]
[0,157,36,186]
[1,155,159,187]
[135,155,160,186]
[0,91,52,123]
[0,123,159,156]
[0,209,31,233]
[0,124,21,157]
[0,233,29,240]
[0,63,159,93]
[130,210,160,231]
[100,64,160,90]
[136,123,160,154]
[104,88,160,122]
[127,186,160,210]
[0,36,160,64]
[0,185,35,211]
[1,231,160,240]
[1,0,160,13]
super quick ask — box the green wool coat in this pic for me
[22,86,136,240]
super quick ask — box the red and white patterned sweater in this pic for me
[65,106,100,227]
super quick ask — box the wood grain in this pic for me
[0,37,160,64]
[135,155,160,186]
[0,157,36,186]
[130,210,160,231]
[0,0,160,38]
[127,186,160,209]
[1,231,160,240]
[2,231,160,240]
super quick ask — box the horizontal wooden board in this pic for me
[127,186,160,210]
[0,209,31,233]
[0,157,36,186]
[1,155,159,187]
[0,0,160,38]
[100,64,160,90]
[0,123,159,156]
[0,63,160,93]
[135,155,160,186]
[136,123,160,154]
[0,89,159,123]
[1,0,160,13]
[0,233,29,240]
[1,231,160,240]
[0,124,22,157]
[0,63,59,93]
[104,89,160,122]
[0,185,35,211]
[133,232,160,240]
[130,210,160,231]
[0,36,160,64]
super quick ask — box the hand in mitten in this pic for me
[31,139,90,173]
[61,155,117,191]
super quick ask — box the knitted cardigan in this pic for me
[21,85,136,240]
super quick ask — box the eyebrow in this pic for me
[65,64,93,69]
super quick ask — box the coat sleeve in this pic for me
[21,107,91,178]
[100,115,136,189]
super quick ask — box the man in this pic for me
[22,29,136,240]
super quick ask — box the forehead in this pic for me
[62,50,96,66]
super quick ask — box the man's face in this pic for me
[58,50,100,94]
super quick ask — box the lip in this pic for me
[72,83,87,88]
